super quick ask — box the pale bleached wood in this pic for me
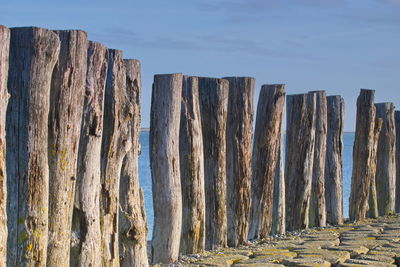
[308,91,327,228]
[119,59,149,267]
[198,77,228,250]
[0,25,10,267]
[47,30,88,267]
[285,93,316,231]
[395,111,400,213]
[6,27,60,266]
[101,49,131,267]
[375,103,396,215]
[150,73,183,264]
[224,77,254,247]
[70,41,108,267]
[325,96,344,225]
[349,89,376,222]
[249,84,285,239]
[368,119,382,219]
[179,76,205,255]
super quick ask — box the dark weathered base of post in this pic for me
[395,111,400,213]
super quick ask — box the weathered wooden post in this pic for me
[71,41,108,267]
[198,77,228,250]
[249,84,285,239]
[179,76,205,255]
[368,119,383,219]
[224,76,254,247]
[285,93,316,231]
[272,134,285,235]
[308,91,327,228]
[0,25,10,267]
[150,73,183,264]
[396,111,400,213]
[375,103,396,215]
[6,27,60,266]
[119,59,148,267]
[47,30,88,266]
[325,96,344,225]
[100,49,131,267]
[349,89,376,222]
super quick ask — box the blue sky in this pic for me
[1,0,399,131]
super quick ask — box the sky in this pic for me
[1,0,399,131]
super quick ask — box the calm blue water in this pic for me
[139,132,355,238]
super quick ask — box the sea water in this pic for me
[139,131,355,239]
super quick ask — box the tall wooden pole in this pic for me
[119,59,149,267]
[249,84,285,239]
[47,30,88,267]
[375,103,396,216]
[198,77,229,250]
[150,74,183,264]
[349,89,376,222]
[325,96,344,225]
[285,93,316,231]
[179,76,205,255]
[71,41,108,267]
[6,27,60,266]
[395,111,400,213]
[308,91,327,228]
[0,25,10,267]
[100,49,130,267]
[368,119,383,219]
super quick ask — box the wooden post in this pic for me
[375,103,396,215]
[47,30,88,267]
[0,25,10,267]
[325,96,344,225]
[395,111,400,213]
[100,49,130,267]
[150,73,183,264]
[224,77,254,247]
[308,91,327,228]
[368,119,383,219]
[71,41,108,267]
[6,27,60,266]
[119,59,148,267]
[285,93,316,231]
[349,89,376,222]
[249,84,285,239]
[179,76,205,255]
[198,77,228,250]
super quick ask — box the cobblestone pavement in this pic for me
[162,215,400,266]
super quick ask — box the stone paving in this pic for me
[165,215,400,266]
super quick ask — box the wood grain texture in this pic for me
[6,27,60,267]
[285,93,316,231]
[47,30,88,267]
[224,77,254,247]
[395,111,400,213]
[179,76,205,255]
[150,73,183,264]
[71,41,108,267]
[349,89,376,222]
[249,84,285,239]
[119,59,149,267]
[368,119,382,219]
[101,49,131,267]
[0,25,10,267]
[198,77,229,250]
[375,103,396,216]
[325,96,344,225]
[308,91,327,228]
